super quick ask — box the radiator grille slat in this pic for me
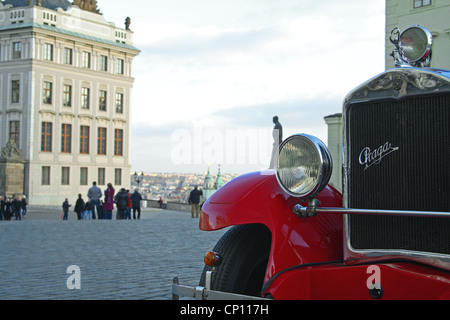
[348,93,450,255]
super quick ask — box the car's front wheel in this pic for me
[199,224,272,297]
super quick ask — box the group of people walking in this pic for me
[0,195,27,221]
[62,182,143,221]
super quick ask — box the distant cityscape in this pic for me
[130,170,239,204]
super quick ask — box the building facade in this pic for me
[0,0,139,205]
[385,0,450,70]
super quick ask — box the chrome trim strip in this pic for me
[301,207,450,218]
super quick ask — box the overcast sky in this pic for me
[96,0,386,175]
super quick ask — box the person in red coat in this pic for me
[103,183,115,220]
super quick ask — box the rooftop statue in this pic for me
[72,0,100,13]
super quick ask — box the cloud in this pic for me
[96,0,387,173]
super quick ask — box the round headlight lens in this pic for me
[400,26,432,63]
[276,134,332,198]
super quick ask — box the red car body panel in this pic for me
[200,171,343,280]
[199,171,450,299]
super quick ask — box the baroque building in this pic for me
[202,166,225,202]
[0,0,139,205]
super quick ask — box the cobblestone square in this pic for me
[0,206,228,300]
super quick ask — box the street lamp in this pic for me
[133,172,144,190]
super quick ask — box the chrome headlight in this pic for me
[276,134,332,199]
[390,25,433,67]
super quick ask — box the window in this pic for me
[81,87,90,109]
[80,167,88,185]
[115,93,124,113]
[99,90,107,111]
[61,167,70,185]
[114,129,123,156]
[100,55,108,71]
[98,168,106,186]
[11,80,20,103]
[9,121,20,146]
[12,42,21,59]
[116,59,124,74]
[63,84,72,107]
[83,52,91,68]
[64,48,73,65]
[41,122,52,152]
[80,126,90,154]
[414,0,431,7]
[61,124,72,153]
[42,166,51,185]
[97,127,107,155]
[115,168,122,186]
[44,43,53,61]
[43,81,52,104]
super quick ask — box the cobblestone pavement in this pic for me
[0,206,229,300]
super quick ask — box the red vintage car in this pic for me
[172,25,450,300]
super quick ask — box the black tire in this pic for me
[199,224,271,297]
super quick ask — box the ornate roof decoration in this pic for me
[72,0,100,13]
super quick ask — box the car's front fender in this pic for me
[200,170,344,281]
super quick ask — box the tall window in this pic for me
[414,0,431,7]
[114,129,123,156]
[12,42,21,59]
[42,166,51,185]
[61,167,70,185]
[99,90,107,111]
[81,87,90,109]
[97,127,107,155]
[80,167,88,185]
[83,52,91,68]
[115,168,122,186]
[100,55,108,71]
[64,48,73,65]
[43,81,52,104]
[115,93,124,113]
[63,84,72,107]
[9,121,20,145]
[61,124,72,153]
[116,59,124,74]
[44,43,53,61]
[80,126,90,154]
[41,122,52,152]
[98,168,106,186]
[11,80,20,103]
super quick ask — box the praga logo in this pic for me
[359,142,399,171]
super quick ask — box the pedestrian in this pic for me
[103,183,115,220]
[13,195,22,220]
[188,186,203,218]
[87,181,103,219]
[114,188,128,220]
[84,200,92,220]
[5,197,12,220]
[74,194,85,220]
[125,190,132,219]
[130,189,142,219]
[0,196,5,221]
[21,195,27,217]
[62,198,71,221]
